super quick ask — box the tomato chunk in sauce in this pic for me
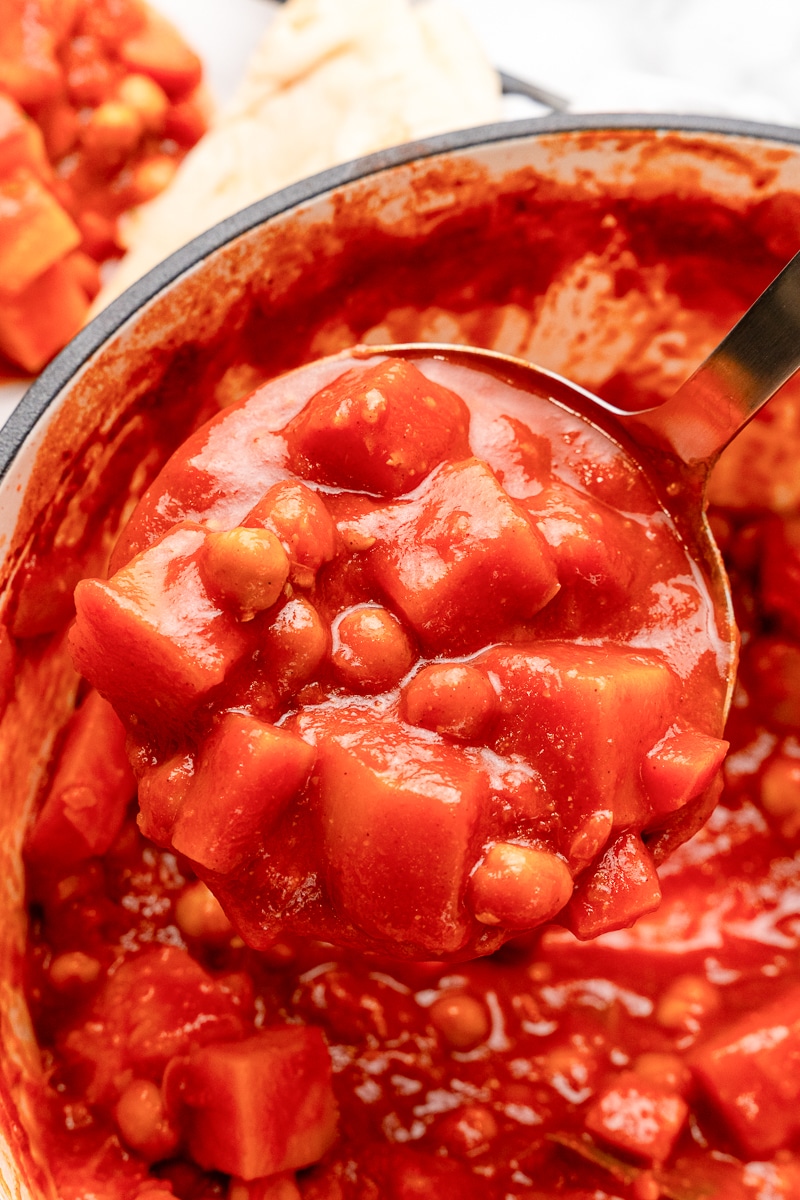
[68,351,728,962]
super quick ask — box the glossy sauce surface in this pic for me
[24,504,800,1198]
[15,137,800,1200]
[68,351,728,962]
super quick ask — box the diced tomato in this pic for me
[119,6,202,100]
[26,690,135,868]
[70,525,250,724]
[0,254,89,373]
[311,711,487,955]
[76,208,120,260]
[62,31,119,106]
[77,0,146,46]
[584,1070,688,1163]
[148,713,316,873]
[64,248,102,300]
[365,458,559,653]
[641,731,728,814]
[565,831,662,939]
[286,358,470,498]
[690,983,800,1155]
[165,1028,337,1180]
[62,946,253,1104]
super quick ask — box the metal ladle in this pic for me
[358,247,800,736]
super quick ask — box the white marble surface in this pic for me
[3,0,799,427]
[157,0,800,126]
[456,0,800,126]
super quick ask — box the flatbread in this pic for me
[96,0,500,307]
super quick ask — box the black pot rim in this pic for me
[3,110,800,480]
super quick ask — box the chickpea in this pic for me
[229,1175,301,1200]
[469,842,573,929]
[246,480,339,580]
[633,1052,692,1095]
[429,992,490,1049]
[264,597,328,694]
[203,527,290,620]
[436,1103,498,1155]
[81,101,143,158]
[632,1172,661,1200]
[116,73,168,133]
[129,154,178,204]
[49,951,101,990]
[332,604,414,693]
[402,663,498,742]
[115,1078,178,1161]
[542,1040,598,1098]
[175,880,233,942]
[260,941,296,968]
[760,753,800,837]
[655,974,719,1033]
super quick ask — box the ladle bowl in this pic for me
[353,246,800,722]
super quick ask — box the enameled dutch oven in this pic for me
[3,113,800,1197]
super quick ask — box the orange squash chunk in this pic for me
[26,690,135,869]
[166,1029,338,1180]
[0,254,88,372]
[314,712,487,955]
[70,525,249,724]
[286,358,470,498]
[366,458,559,653]
[480,642,678,834]
[0,167,80,297]
[158,713,316,873]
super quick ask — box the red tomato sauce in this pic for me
[15,146,800,1200]
[65,350,728,964]
[22,514,800,1200]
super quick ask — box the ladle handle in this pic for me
[622,248,800,466]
